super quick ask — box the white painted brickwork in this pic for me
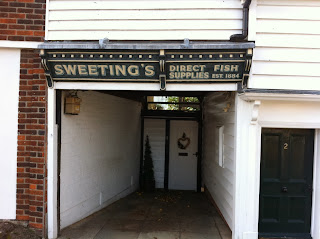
[60,91,141,229]
[202,92,235,228]
[46,0,242,40]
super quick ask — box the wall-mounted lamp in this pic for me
[223,103,231,113]
[65,92,81,115]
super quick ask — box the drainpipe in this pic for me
[230,0,252,42]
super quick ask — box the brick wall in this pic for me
[16,49,47,237]
[0,0,47,236]
[0,0,45,41]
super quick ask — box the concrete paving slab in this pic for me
[137,231,180,239]
[142,219,180,232]
[59,227,101,239]
[181,232,221,239]
[99,219,141,231]
[58,191,231,239]
[94,230,139,239]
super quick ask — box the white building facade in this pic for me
[1,0,320,238]
[42,0,320,238]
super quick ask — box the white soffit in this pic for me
[0,40,40,49]
[239,92,320,102]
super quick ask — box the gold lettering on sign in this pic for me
[109,65,115,75]
[78,65,88,75]
[63,65,77,75]
[231,65,239,71]
[214,65,239,72]
[115,65,127,76]
[97,65,108,76]
[54,65,64,75]
[169,64,209,79]
[145,65,155,76]
[88,65,98,76]
[53,64,156,78]
[128,65,139,76]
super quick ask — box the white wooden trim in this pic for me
[49,9,243,21]
[0,49,20,219]
[47,88,58,239]
[0,40,40,49]
[258,0,320,7]
[256,33,320,49]
[239,92,320,102]
[47,30,241,41]
[248,0,257,41]
[54,82,237,91]
[47,0,243,40]
[234,96,259,239]
[45,0,49,40]
[49,1,243,10]
[311,129,320,239]
[48,19,242,31]
[253,48,320,63]
[218,125,225,168]
[256,5,320,21]
[257,121,320,129]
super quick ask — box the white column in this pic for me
[233,96,261,239]
[47,88,58,239]
[0,48,21,219]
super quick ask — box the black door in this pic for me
[259,128,314,238]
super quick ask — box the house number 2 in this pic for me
[284,143,289,150]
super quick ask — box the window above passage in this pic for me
[147,96,200,111]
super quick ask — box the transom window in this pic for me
[147,96,200,111]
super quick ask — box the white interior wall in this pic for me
[60,91,141,229]
[144,119,166,188]
[0,48,20,219]
[203,92,236,228]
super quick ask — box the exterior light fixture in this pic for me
[64,92,81,115]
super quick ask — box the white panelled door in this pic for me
[169,120,198,191]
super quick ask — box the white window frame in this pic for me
[216,125,225,168]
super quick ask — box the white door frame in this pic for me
[234,93,320,239]
[47,88,58,239]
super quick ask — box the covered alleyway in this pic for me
[58,191,231,239]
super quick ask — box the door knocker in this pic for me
[177,132,191,150]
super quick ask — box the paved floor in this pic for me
[58,191,232,239]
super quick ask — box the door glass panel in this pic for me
[290,135,305,179]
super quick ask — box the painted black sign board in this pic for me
[40,49,252,89]
[51,62,160,81]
